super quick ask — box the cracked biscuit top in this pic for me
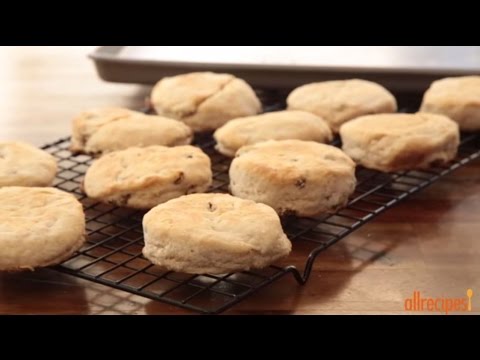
[83,145,212,209]
[74,112,193,156]
[70,107,140,153]
[151,72,262,132]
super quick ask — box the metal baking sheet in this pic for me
[90,46,480,92]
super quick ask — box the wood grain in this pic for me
[0,46,479,314]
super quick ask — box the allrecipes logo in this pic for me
[404,289,473,314]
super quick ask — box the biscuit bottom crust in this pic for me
[1,234,85,272]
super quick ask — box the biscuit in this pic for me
[84,145,212,209]
[70,107,140,152]
[230,140,356,217]
[0,141,57,187]
[420,76,480,131]
[82,115,193,155]
[0,187,85,271]
[151,72,262,132]
[287,79,397,132]
[214,110,333,157]
[339,113,460,172]
[142,193,291,274]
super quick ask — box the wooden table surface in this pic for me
[0,46,479,315]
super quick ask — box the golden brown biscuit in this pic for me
[0,187,85,271]
[151,72,262,132]
[420,76,480,131]
[84,145,212,209]
[339,113,460,172]
[83,115,193,155]
[230,140,356,216]
[143,193,291,274]
[287,79,397,132]
[0,141,57,187]
[214,110,333,157]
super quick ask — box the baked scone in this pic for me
[151,72,262,132]
[287,79,397,132]
[84,145,212,209]
[214,110,333,157]
[142,193,291,274]
[230,140,356,217]
[79,115,193,155]
[0,141,57,187]
[0,187,85,271]
[70,107,140,153]
[420,76,480,131]
[339,113,460,172]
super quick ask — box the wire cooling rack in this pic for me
[43,91,480,314]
